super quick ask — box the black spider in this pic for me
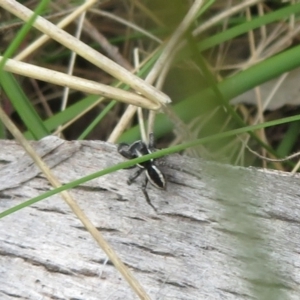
[118,133,166,211]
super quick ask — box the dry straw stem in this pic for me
[242,136,300,175]
[0,0,171,107]
[0,106,151,300]
[1,56,158,110]
[108,104,138,143]
[60,10,87,112]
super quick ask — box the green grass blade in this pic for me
[173,4,300,65]
[198,3,300,52]
[0,0,51,139]
[276,121,300,157]
[0,0,50,69]
[0,72,49,139]
[78,100,117,140]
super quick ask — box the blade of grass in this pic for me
[0,72,49,139]
[0,0,50,139]
[196,0,215,18]
[276,121,300,157]
[78,101,117,140]
[0,0,50,68]
[196,3,300,52]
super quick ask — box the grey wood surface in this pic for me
[0,137,299,300]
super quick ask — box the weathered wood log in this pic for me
[0,137,299,299]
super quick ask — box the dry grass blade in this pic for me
[108,105,138,142]
[1,56,158,110]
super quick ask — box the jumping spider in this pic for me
[117,133,166,211]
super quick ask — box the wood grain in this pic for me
[0,137,299,299]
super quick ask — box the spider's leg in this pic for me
[127,168,144,185]
[118,143,135,169]
[118,143,133,159]
[142,176,157,212]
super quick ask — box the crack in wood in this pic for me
[162,212,210,224]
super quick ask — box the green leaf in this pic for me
[0,72,49,139]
